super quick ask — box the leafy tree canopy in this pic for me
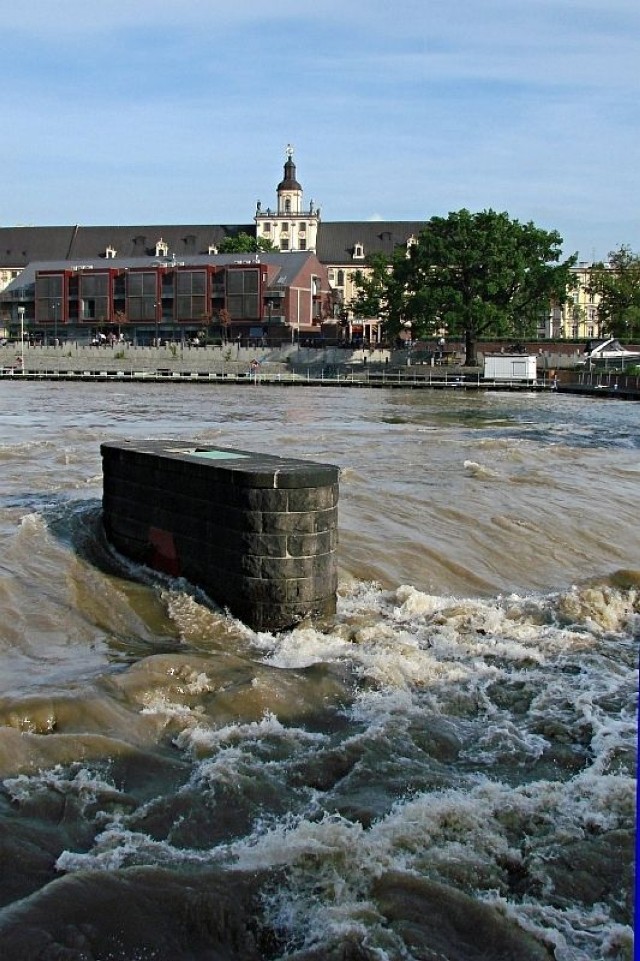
[587,245,640,341]
[217,232,277,253]
[350,209,576,365]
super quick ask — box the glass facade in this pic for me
[127,272,157,321]
[22,261,301,340]
[176,270,206,320]
[227,269,260,319]
[35,274,64,321]
[80,273,109,320]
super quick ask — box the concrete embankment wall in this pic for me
[1,342,591,374]
[1,344,293,377]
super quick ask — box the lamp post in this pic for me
[54,301,60,346]
[18,306,25,372]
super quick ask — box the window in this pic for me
[263,222,271,233]
[80,273,109,320]
[35,273,64,321]
[176,270,207,319]
[285,199,291,213]
[281,223,289,233]
[127,272,157,321]
[211,269,225,298]
[155,239,168,257]
[299,223,306,233]
[337,270,345,287]
[105,245,117,259]
[226,268,260,319]
[353,243,364,259]
[299,239,307,250]
[280,238,290,251]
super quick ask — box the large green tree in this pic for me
[218,232,277,253]
[587,245,640,341]
[351,209,576,365]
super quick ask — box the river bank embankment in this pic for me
[2,342,639,397]
[0,339,588,375]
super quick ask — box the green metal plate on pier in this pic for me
[166,447,249,460]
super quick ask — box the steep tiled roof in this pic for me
[0,226,77,266]
[316,221,426,263]
[0,225,253,269]
[0,220,427,271]
[67,225,253,260]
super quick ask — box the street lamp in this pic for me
[53,301,60,346]
[18,307,25,372]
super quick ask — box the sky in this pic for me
[2,0,638,261]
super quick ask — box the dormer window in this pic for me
[155,239,169,257]
[353,243,364,260]
[105,245,117,259]
[208,244,218,255]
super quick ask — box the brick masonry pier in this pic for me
[101,441,339,632]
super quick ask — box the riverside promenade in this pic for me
[0,342,532,390]
[1,342,638,396]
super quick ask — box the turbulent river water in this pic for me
[0,381,637,961]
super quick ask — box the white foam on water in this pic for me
[18,511,46,532]
[175,710,324,755]
[175,712,328,802]
[56,823,224,873]
[139,691,206,724]
[4,763,133,817]
[15,573,633,960]
[463,459,503,479]
[222,578,636,957]
[481,896,634,961]
[224,767,635,959]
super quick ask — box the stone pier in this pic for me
[101,440,339,631]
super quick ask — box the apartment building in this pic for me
[1,252,333,346]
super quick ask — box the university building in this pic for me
[0,148,599,345]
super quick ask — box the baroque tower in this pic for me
[255,145,320,252]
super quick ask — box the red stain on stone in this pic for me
[148,527,181,576]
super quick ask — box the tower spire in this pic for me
[254,146,320,252]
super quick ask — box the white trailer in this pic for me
[483,353,537,383]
